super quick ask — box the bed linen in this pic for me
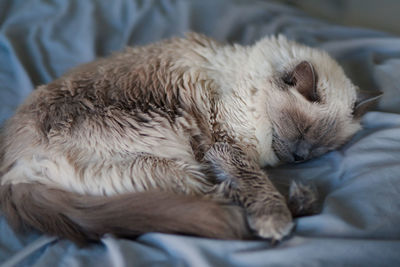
[1,0,399,266]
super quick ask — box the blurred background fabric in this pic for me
[277,0,400,35]
[1,0,400,266]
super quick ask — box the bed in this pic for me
[1,0,400,266]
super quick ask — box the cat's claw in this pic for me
[249,213,294,241]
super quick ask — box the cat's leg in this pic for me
[204,142,293,241]
[116,153,215,195]
[75,153,216,196]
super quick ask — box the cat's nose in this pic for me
[293,141,311,163]
[293,153,306,163]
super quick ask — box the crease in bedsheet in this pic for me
[0,236,57,267]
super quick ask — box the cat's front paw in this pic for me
[248,211,294,241]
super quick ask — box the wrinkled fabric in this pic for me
[0,0,400,266]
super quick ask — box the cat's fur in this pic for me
[0,33,381,244]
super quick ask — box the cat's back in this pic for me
[24,38,202,133]
[4,36,212,145]
[0,35,217,194]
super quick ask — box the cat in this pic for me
[0,33,381,245]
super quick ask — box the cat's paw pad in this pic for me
[248,213,294,241]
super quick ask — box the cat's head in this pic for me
[246,36,382,166]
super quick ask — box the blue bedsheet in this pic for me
[1,0,400,266]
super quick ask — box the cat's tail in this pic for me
[0,183,251,245]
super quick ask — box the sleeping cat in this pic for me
[0,33,381,244]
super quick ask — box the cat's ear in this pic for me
[352,89,383,118]
[284,61,319,102]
